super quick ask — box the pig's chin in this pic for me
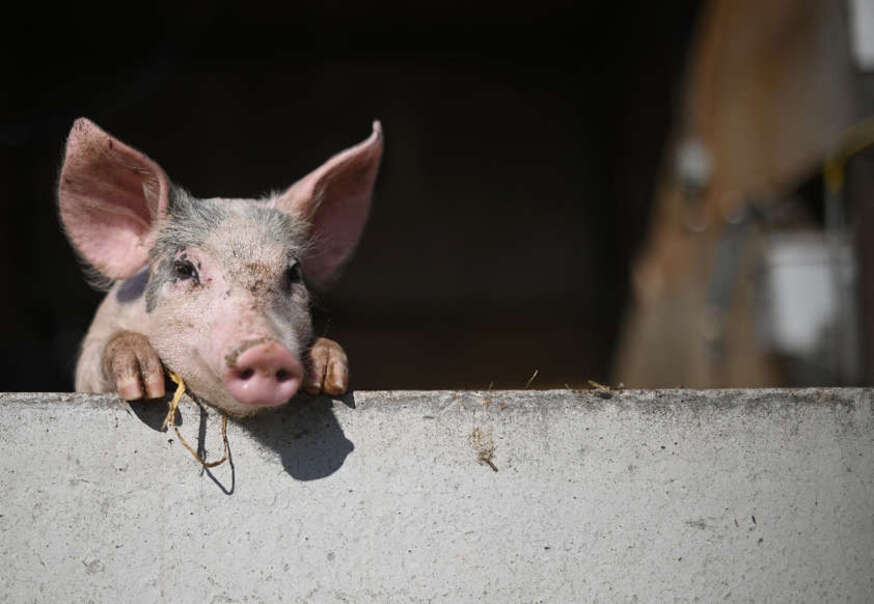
[189,378,296,419]
[225,384,299,415]
[216,391,291,419]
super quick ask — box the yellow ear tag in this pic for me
[162,370,229,468]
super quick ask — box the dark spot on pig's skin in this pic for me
[144,257,175,313]
[116,267,149,303]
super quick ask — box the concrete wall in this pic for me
[1,389,872,602]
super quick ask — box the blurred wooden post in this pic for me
[613,0,860,387]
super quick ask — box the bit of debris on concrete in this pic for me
[469,427,498,472]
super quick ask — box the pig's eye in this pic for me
[174,259,199,283]
[284,263,302,288]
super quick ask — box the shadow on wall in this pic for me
[243,396,355,481]
[130,394,355,487]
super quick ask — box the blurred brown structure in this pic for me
[614,0,873,387]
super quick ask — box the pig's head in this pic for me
[58,118,382,416]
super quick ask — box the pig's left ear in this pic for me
[273,121,383,290]
[58,118,170,280]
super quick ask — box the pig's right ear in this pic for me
[58,118,170,280]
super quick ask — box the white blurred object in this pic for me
[757,232,859,383]
[849,0,874,71]
[675,138,713,191]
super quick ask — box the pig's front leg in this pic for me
[101,331,167,401]
[303,337,349,395]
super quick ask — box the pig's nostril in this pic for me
[276,369,291,382]
[239,368,254,380]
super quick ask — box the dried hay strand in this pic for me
[162,371,229,468]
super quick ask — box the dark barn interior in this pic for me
[0,2,699,392]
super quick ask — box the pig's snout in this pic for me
[223,340,303,407]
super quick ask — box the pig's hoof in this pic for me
[304,337,349,395]
[103,331,166,400]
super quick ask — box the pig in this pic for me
[59,118,382,417]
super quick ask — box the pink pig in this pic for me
[59,118,382,417]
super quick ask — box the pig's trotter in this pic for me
[102,331,167,401]
[303,337,349,395]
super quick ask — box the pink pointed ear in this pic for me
[273,121,383,289]
[58,118,170,280]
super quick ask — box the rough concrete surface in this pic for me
[1,389,872,603]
